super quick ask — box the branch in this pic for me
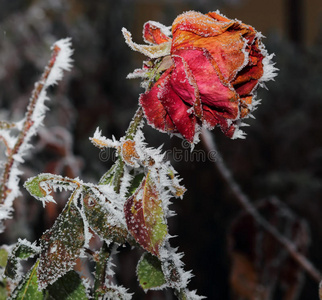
[0,39,73,226]
[201,128,322,283]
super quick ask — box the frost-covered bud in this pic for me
[125,11,277,143]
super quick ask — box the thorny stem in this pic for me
[201,128,322,283]
[0,45,62,205]
[94,241,112,300]
[99,106,144,193]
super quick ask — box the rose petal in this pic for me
[203,105,236,138]
[240,96,253,118]
[173,48,239,120]
[143,21,172,45]
[169,55,203,119]
[139,67,176,133]
[159,75,197,142]
[232,42,264,95]
[172,11,234,39]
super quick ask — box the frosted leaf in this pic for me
[96,184,127,227]
[9,262,42,300]
[37,198,85,289]
[120,139,140,168]
[137,252,167,291]
[4,239,40,281]
[82,190,127,244]
[122,28,171,59]
[124,171,168,257]
[24,173,79,207]
[45,270,88,300]
[100,282,133,300]
[159,242,194,292]
[99,163,118,185]
[90,127,119,149]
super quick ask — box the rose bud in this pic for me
[123,11,277,143]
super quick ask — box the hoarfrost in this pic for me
[231,128,246,140]
[159,242,193,291]
[46,38,73,86]
[185,289,207,300]
[101,282,133,300]
[90,127,119,149]
[260,53,279,85]
[17,238,41,254]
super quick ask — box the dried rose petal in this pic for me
[126,11,277,143]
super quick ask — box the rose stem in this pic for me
[0,45,61,205]
[201,128,322,283]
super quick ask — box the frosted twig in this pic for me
[201,128,322,283]
[0,38,73,227]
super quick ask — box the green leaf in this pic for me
[5,240,39,280]
[24,173,78,204]
[37,193,85,289]
[44,271,88,300]
[137,252,166,290]
[125,172,145,198]
[0,277,9,300]
[83,191,127,244]
[10,261,43,300]
[124,171,168,257]
[99,163,117,185]
[0,247,9,268]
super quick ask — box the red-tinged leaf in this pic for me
[37,196,85,289]
[124,172,167,257]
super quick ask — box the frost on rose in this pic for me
[123,10,278,143]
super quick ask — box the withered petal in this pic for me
[173,48,239,119]
[159,75,198,142]
[139,67,176,133]
[143,21,172,45]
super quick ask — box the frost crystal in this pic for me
[46,38,74,86]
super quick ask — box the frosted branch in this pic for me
[0,38,73,230]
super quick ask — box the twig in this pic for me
[0,39,73,225]
[201,128,322,283]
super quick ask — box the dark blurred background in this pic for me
[0,0,322,299]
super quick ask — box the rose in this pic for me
[123,11,277,143]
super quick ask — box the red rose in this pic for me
[123,11,277,143]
